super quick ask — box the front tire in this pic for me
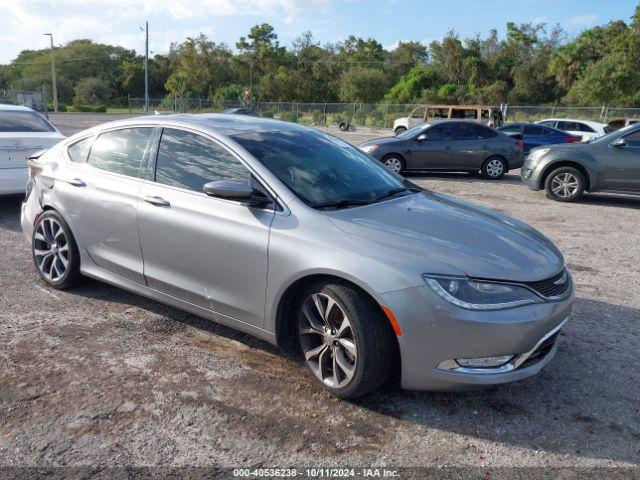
[481,156,507,180]
[296,282,395,398]
[394,127,407,135]
[382,155,405,174]
[544,166,585,202]
[32,210,83,289]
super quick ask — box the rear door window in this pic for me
[426,107,448,119]
[577,123,595,133]
[523,125,545,135]
[557,121,580,131]
[88,127,153,177]
[0,111,56,132]
[473,124,497,138]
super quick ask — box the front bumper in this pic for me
[381,284,573,391]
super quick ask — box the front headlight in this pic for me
[423,275,542,310]
[360,145,379,153]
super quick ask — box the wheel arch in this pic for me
[539,160,591,191]
[483,154,509,171]
[274,273,401,367]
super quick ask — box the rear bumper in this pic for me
[380,284,573,391]
[0,167,27,195]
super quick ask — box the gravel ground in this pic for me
[1,114,639,476]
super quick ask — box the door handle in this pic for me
[444,145,452,151]
[481,145,490,150]
[67,178,86,187]
[144,195,171,207]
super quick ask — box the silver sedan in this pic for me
[21,114,573,398]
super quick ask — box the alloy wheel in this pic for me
[34,217,69,281]
[486,159,504,178]
[384,157,403,173]
[298,293,357,389]
[551,172,579,198]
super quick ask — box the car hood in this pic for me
[358,136,403,148]
[329,191,564,282]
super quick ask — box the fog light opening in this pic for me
[456,355,514,369]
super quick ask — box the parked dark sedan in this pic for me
[359,120,524,180]
[499,123,580,155]
[522,124,640,201]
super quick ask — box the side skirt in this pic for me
[79,260,278,345]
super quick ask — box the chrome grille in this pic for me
[525,268,571,299]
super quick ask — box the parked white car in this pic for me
[535,118,608,142]
[0,104,65,195]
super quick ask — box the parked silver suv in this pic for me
[22,114,573,398]
[522,124,640,201]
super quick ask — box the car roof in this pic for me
[537,118,607,127]
[72,113,313,138]
[0,103,37,112]
[500,122,572,133]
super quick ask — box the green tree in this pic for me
[339,67,389,103]
[73,77,112,105]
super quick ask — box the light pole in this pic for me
[43,33,58,112]
[144,21,149,113]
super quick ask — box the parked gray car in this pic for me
[522,124,640,201]
[21,114,572,398]
[359,120,524,179]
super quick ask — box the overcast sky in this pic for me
[0,0,635,63]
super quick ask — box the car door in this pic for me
[409,123,455,169]
[449,123,484,169]
[54,127,153,284]
[600,130,640,192]
[137,127,275,327]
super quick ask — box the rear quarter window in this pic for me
[67,137,93,163]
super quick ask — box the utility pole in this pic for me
[144,21,149,113]
[43,33,58,112]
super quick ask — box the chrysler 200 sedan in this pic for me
[22,114,573,398]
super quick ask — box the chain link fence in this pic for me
[127,97,640,129]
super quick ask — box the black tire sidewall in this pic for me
[394,127,406,135]
[544,167,585,202]
[32,211,81,289]
[295,282,393,398]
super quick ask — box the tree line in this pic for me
[1,4,639,109]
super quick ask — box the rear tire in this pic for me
[32,210,83,289]
[481,156,507,180]
[295,281,396,399]
[544,166,585,202]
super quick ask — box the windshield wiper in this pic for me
[372,187,421,203]
[311,198,375,210]
[312,187,420,210]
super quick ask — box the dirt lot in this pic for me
[1,114,639,475]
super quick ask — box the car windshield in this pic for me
[590,123,638,144]
[231,129,417,208]
[396,122,430,139]
[0,111,56,132]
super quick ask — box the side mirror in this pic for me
[203,179,271,207]
[611,137,627,148]
[416,133,428,141]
